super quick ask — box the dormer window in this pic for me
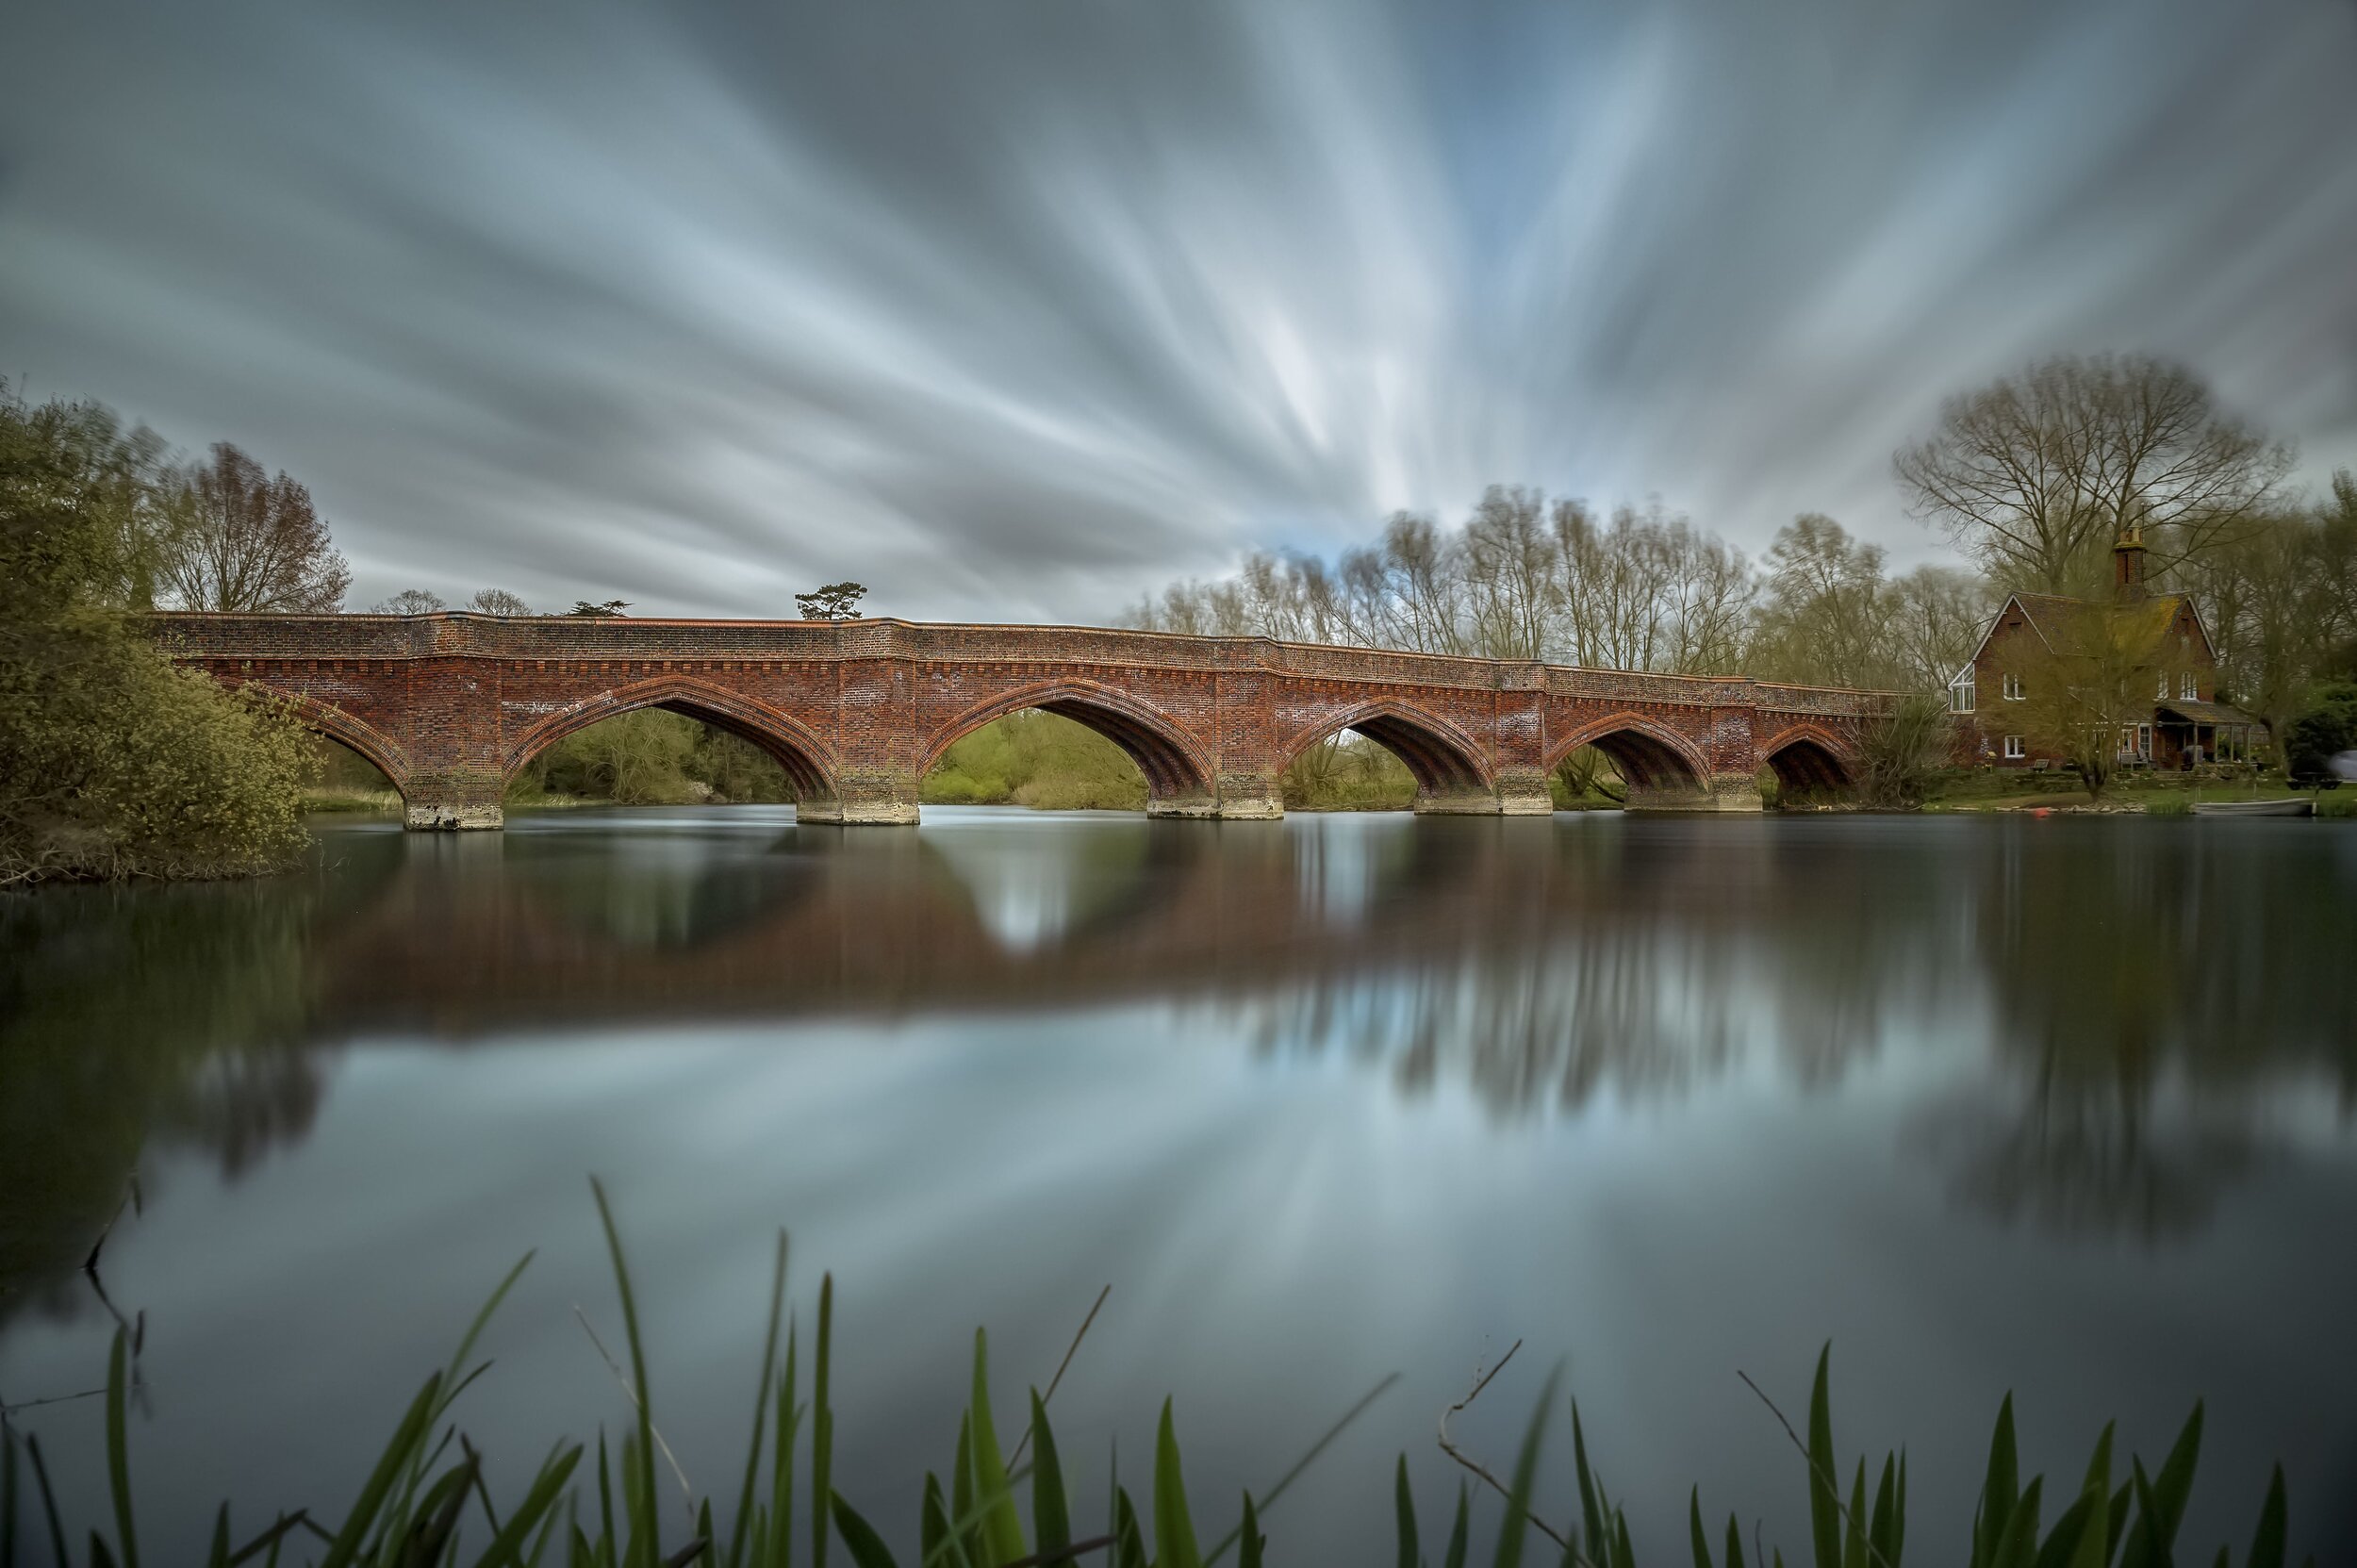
[2002,673,2022,701]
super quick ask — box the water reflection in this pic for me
[4,809,2353,1320]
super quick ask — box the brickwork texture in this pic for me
[153,614,1890,829]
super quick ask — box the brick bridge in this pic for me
[155,613,1890,829]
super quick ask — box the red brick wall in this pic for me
[153,614,1892,825]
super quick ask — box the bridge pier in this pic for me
[403,770,504,831]
[1622,771,1765,813]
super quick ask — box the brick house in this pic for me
[1947,532,2260,770]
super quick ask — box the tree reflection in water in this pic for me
[4,809,2352,1320]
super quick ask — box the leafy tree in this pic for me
[567,598,631,618]
[2,386,315,883]
[1896,354,2291,592]
[2283,683,2357,784]
[468,586,533,616]
[795,581,867,620]
[372,587,446,614]
[158,441,350,611]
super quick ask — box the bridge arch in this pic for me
[1277,700,1494,806]
[1759,723,1855,795]
[502,674,844,809]
[920,679,1218,815]
[239,683,414,794]
[1544,713,1713,802]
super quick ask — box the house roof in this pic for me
[2156,699,2259,727]
[1969,589,2213,668]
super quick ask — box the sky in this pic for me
[5,0,2356,622]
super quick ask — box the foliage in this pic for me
[1,1194,2316,1568]
[1280,732,1416,810]
[1895,354,2292,592]
[2282,683,2357,784]
[157,440,352,612]
[513,710,794,805]
[797,582,868,621]
[924,711,1147,810]
[374,587,448,614]
[1,384,319,884]
[1854,695,1952,808]
[1550,746,1627,809]
[569,599,633,618]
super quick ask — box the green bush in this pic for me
[924,712,1148,810]
[2283,683,2356,784]
[1282,734,1417,810]
[2,386,318,884]
[509,711,795,805]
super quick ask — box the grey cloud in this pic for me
[3,0,2353,616]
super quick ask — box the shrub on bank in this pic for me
[2,388,318,884]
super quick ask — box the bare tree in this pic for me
[1886,565,1997,692]
[1896,355,2291,592]
[1461,486,1556,659]
[158,442,350,612]
[1748,515,1899,687]
[469,586,533,617]
[372,588,446,615]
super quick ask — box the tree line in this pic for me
[1128,355,2357,742]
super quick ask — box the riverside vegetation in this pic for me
[1,385,321,886]
[0,1183,2314,1568]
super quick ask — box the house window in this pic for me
[2157,670,2169,701]
[2003,735,2025,760]
[2138,724,2152,758]
[2002,673,2022,701]
[2180,671,2198,700]
[1948,667,1976,713]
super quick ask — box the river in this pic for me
[3,808,2354,1560]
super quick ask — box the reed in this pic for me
[0,1188,2313,1568]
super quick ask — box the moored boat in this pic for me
[2188,797,2316,817]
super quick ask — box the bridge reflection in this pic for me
[4,812,2352,1317]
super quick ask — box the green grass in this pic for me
[300,786,404,815]
[1,1185,2316,1568]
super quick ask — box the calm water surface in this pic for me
[4,808,2355,1559]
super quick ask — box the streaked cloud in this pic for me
[4,0,2353,618]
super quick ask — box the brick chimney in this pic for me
[2113,525,2148,601]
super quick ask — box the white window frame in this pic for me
[2157,670,2169,701]
[2180,671,2198,701]
[2002,672,2023,701]
[1948,666,1976,713]
[2003,734,2026,760]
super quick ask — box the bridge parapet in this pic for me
[152,613,1895,828]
